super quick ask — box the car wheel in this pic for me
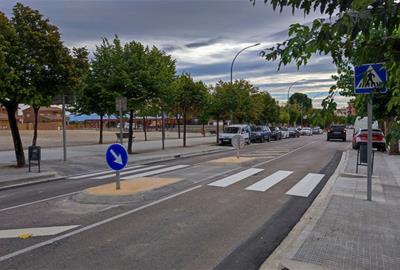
[327,137,330,141]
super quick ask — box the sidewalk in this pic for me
[0,136,228,189]
[262,150,400,270]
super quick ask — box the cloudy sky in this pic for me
[0,0,349,108]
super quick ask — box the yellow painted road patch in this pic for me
[85,177,182,196]
[208,157,255,164]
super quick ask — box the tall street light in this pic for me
[230,43,260,83]
[287,79,305,127]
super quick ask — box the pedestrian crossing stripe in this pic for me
[245,170,293,192]
[208,169,325,198]
[121,165,189,180]
[286,173,325,197]
[68,164,188,180]
[208,168,264,187]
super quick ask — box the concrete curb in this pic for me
[0,175,65,191]
[260,150,348,270]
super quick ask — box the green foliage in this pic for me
[289,93,312,111]
[174,73,208,117]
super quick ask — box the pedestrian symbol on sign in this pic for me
[356,66,383,89]
[354,63,387,94]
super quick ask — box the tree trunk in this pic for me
[4,102,25,167]
[32,106,40,146]
[99,114,104,144]
[161,111,165,150]
[216,116,220,144]
[143,116,147,141]
[128,110,134,154]
[176,114,181,139]
[202,122,205,137]
[183,111,187,147]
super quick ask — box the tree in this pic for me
[289,92,312,117]
[0,4,86,166]
[175,74,208,147]
[258,91,280,125]
[254,0,400,153]
[74,38,118,144]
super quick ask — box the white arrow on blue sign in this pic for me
[106,144,128,171]
[354,63,387,94]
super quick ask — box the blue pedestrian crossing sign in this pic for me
[354,63,387,94]
[106,143,128,171]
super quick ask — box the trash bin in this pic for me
[28,146,41,172]
[359,143,368,164]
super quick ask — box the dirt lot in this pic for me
[0,129,207,151]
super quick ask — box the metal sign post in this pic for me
[106,143,128,190]
[116,96,127,145]
[354,63,387,201]
[231,134,245,159]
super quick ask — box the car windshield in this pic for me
[223,127,240,133]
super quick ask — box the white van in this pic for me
[219,124,251,145]
[354,117,378,131]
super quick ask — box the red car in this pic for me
[352,128,386,152]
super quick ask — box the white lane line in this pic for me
[68,165,144,179]
[0,191,80,213]
[94,165,166,180]
[286,173,325,197]
[245,170,293,192]
[208,168,264,188]
[121,165,189,180]
[0,185,202,262]
[0,225,79,239]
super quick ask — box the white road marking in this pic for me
[0,185,202,262]
[253,141,316,167]
[68,165,144,179]
[0,191,80,213]
[121,165,189,180]
[93,165,166,180]
[245,170,293,192]
[0,225,79,239]
[286,173,325,197]
[208,168,264,188]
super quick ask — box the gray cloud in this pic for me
[0,0,348,108]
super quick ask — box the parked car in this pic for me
[280,127,290,139]
[352,128,386,152]
[327,125,346,141]
[218,124,251,145]
[300,127,313,136]
[288,127,300,138]
[270,126,282,140]
[251,126,271,143]
[312,126,322,135]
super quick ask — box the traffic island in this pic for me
[208,157,255,164]
[72,177,182,204]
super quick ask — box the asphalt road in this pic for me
[0,134,350,270]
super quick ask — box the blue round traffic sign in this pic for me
[106,144,128,171]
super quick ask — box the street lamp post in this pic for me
[230,43,260,83]
[287,79,304,127]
